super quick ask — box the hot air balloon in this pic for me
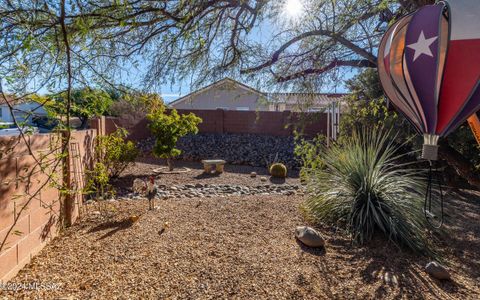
[378,0,480,161]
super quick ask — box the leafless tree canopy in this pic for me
[0,0,433,94]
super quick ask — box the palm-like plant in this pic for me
[302,128,433,254]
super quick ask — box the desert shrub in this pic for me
[109,91,163,130]
[302,127,433,255]
[84,128,137,201]
[269,163,287,178]
[339,69,419,146]
[85,162,115,200]
[95,128,139,178]
[294,134,326,181]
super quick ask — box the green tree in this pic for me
[48,88,113,129]
[147,105,202,171]
[339,69,412,139]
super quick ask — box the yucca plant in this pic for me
[302,128,433,255]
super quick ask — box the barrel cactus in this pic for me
[269,163,287,178]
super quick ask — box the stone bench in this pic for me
[201,159,226,174]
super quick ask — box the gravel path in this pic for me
[1,191,479,299]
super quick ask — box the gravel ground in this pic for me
[113,157,301,193]
[1,160,479,299]
[2,190,480,299]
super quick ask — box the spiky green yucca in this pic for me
[302,128,432,254]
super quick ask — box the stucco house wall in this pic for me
[169,78,347,112]
[170,78,269,111]
[0,102,47,123]
[0,106,9,122]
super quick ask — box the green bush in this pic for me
[339,69,420,147]
[147,105,202,171]
[294,134,326,182]
[447,123,480,170]
[301,127,433,255]
[269,163,287,178]
[84,128,137,201]
[85,162,115,200]
[96,128,139,178]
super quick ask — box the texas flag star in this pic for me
[407,31,438,61]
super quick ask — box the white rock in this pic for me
[295,226,325,248]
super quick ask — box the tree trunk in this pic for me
[439,141,480,190]
[79,117,88,129]
[167,158,174,171]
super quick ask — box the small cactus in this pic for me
[269,163,287,178]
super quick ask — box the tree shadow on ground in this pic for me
[434,189,480,280]
[88,218,134,240]
[315,233,469,298]
[269,177,286,184]
[193,172,221,180]
[305,188,480,298]
[359,253,464,299]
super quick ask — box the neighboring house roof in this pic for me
[169,77,266,107]
[0,95,44,107]
[0,95,22,106]
[267,93,347,106]
[168,77,348,110]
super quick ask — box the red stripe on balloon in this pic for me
[437,39,480,134]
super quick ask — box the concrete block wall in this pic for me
[0,129,96,282]
[109,109,329,141]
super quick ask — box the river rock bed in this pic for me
[118,183,304,200]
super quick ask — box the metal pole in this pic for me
[327,103,330,147]
[337,101,341,140]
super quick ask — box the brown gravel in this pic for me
[1,162,479,299]
[1,191,479,299]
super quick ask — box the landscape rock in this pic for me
[137,133,301,169]
[118,183,305,200]
[250,172,257,177]
[383,272,399,285]
[260,177,267,182]
[295,226,325,248]
[425,262,451,280]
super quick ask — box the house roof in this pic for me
[0,95,20,106]
[168,77,266,107]
[168,77,348,108]
[0,95,40,107]
[267,93,347,106]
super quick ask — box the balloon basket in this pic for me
[422,144,439,161]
